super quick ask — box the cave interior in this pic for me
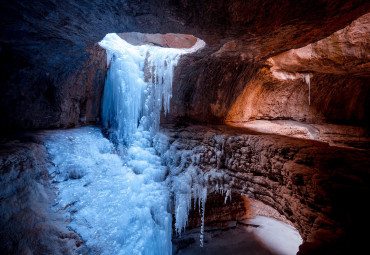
[0,1,369,255]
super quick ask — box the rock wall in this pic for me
[166,53,260,123]
[161,124,370,254]
[225,13,370,126]
[225,68,369,125]
[268,13,370,77]
[58,44,107,128]
[170,13,370,125]
[0,43,107,129]
[185,192,247,230]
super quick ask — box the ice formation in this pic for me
[99,33,205,145]
[40,33,211,254]
[303,73,311,105]
[41,127,172,255]
[153,133,234,247]
[98,33,225,247]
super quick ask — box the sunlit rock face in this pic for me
[268,13,370,77]
[225,13,370,126]
[1,0,369,130]
[168,12,370,125]
[225,67,369,125]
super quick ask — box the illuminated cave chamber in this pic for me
[41,33,234,254]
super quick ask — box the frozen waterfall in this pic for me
[99,33,205,145]
[42,127,172,255]
[38,33,303,255]
[40,33,206,255]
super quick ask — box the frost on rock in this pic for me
[247,216,303,255]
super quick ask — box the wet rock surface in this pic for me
[161,124,370,255]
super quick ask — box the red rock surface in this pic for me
[167,12,370,125]
[58,44,107,128]
[225,67,369,125]
[268,13,370,76]
[161,124,370,255]
[223,13,370,126]
[118,33,197,48]
[185,192,247,229]
[228,120,370,149]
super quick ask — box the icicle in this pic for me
[106,50,113,67]
[302,74,311,105]
[224,189,231,204]
[200,187,207,248]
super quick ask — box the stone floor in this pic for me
[173,216,302,255]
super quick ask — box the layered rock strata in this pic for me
[160,124,370,255]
